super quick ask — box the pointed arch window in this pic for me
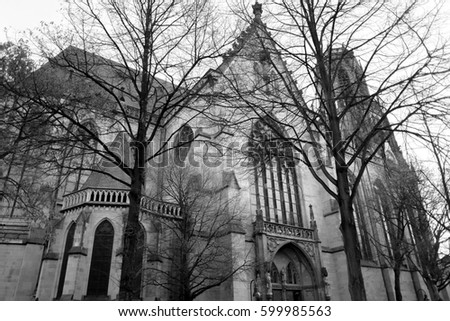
[174,125,194,165]
[56,223,76,299]
[250,116,303,226]
[336,64,358,103]
[87,220,114,297]
[354,190,374,261]
[348,172,374,262]
[337,68,351,91]
[373,183,394,259]
[286,262,299,284]
[271,263,280,284]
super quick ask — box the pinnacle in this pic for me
[252,1,263,22]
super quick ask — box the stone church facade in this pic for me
[1,4,447,301]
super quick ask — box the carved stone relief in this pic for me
[267,236,316,258]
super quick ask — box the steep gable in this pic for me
[191,2,302,111]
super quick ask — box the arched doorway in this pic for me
[270,244,318,301]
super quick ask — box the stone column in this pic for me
[410,270,425,300]
[61,209,90,300]
[254,213,270,300]
[62,246,87,300]
[265,270,273,301]
[281,268,287,301]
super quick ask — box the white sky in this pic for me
[1,0,449,163]
[1,0,449,42]
[0,0,66,43]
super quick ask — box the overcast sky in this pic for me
[1,0,449,42]
[0,0,66,42]
[1,0,449,165]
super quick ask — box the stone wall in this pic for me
[0,217,45,300]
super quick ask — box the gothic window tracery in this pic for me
[337,67,351,89]
[373,183,394,259]
[253,50,273,93]
[271,244,317,300]
[353,190,374,261]
[250,116,303,226]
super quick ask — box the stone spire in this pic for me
[252,1,263,23]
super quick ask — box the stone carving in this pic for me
[281,268,287,285]
[263,221,314,240]
[298,240,315,257]
[265,271,272,296]
[267,237,283,253]
[267,236,315,258]
[254,273,262,300]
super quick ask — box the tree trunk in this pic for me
[337,168,367,301]
[394,265,402,301]
[178,209,192,301]
[424,277,440,300]
[119,134,146,301]
[179,249,190,300]
[301,0,368,300]
[119,165,145,300]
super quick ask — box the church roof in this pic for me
[48,45,175,90]
[81,132,131,190]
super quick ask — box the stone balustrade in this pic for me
[62,188,181,219]
[140,198,181,218]
[62,188,129,210]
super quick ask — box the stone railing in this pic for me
[62,188,129,210]
[140,197,181,219]
[263,221,315,240]
[62,188,181,220]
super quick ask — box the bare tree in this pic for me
[144,164,250,300]
[1,41,58,219]
[3,0,237,300]
[218,0,450,300]
[367,162,422,300]
[1,41,36,163]
[418,113,450,234]
[410,199,450,300]
[406,112,450,300]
